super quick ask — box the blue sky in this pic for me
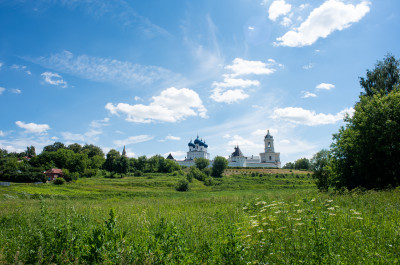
[0,0,399,164]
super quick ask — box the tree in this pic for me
[25,146,36,157]
[103,149,121,172]
[310,149,331,192]
[360,54,400,97]
[330,89,400,189]
[81,144,104,158]
[294,158,311,170]
[43,142,65,152]
[67,143,82,153]
[282,162,294,169]
[194,158,210,171]
[211,156,228,178]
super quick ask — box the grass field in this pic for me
[0,171,399,264]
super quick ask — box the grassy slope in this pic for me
[0,171,399,264]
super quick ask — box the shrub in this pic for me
[175,179,189,192]
[134,170,143,177]
[53,177,65,185]
[187,166,207,181]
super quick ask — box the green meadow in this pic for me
[0,171,399,264]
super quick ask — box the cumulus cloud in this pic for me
[210,58,282,103]
[271,107,354,126]
[165,135,181,141]
[41,72,68,88]
[302,91,317,98]
[106,87,207,123]
[33,51,182,87]
[225,58,279,77]
[316,83,335,90]
[0,130,5,137]
[210,88,249,104]
[16,121,50,134]
[0,87,5,95]
[269,0,292,21]
[113,135,154,146]
[275,0,371,47]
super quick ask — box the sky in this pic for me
[0,0,399,165]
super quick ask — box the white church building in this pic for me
[228,130,281,168]
[175,130,280,168]
[176,136,210,167]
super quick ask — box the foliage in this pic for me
[294,158,311,170]
[53,177,65,185]
[81,144,105,158]
[212,156,228,178]
[360,53,400,97]
[310,149,331,191]
[194,158,210,170]
[282,162,294,169]
[187,166,207,181]
[175,178,189,192]
[42,142,65,152]
[330,89,400,189]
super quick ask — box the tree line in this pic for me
[0,142,229,184]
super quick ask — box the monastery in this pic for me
[174,130,281,168]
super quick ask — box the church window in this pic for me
[269,156,272,161]
[268,142,271,148]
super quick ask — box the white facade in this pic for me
[176,136,210,167]
[228,130,281,168]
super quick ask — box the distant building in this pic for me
[166,153,175,160]
[122,145,127,157]
[176,135,210,167]
[228,130,281,168]
[44,168,64,181]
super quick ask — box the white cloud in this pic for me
[271,107,354,126]
[302,91,317,98]
[61,132,85,142]
[210,88,249,104]
[316,83,335,90]
[0,130,5,137]
[275,0,371,47]
[210,58,281,104]
[212,77,260,88]
[10,89,22,94]
[269,0,292,21]
[0,87,5,95]
[134,96,143,101]
[226,135,263,153]
[90,117,110,128]
[106,87,207,123]
[0,62,3,69]
[41,72,68,88]
[248,26,255,30]
[33,50,182,87]
[16,121,50,134]
[113,135,154,147]
[281,16,292,27]
[61,129,102,143]
[165,135,181,141]
[225,58,278,77]
[252,128,278,137]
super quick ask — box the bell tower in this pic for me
[264,130,274,152]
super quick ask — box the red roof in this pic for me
[45,168,63,174]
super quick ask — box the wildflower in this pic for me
[295,223,304,226]
[311,198,316,202]
[294,204,300,207]
[327,207,335,211]
[243,207,248,210]
[329,213,336,216]
[258,230,263,233]
[274,210,281,214]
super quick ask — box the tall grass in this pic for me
[0,174,399,264]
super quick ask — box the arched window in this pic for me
[268,142,271,148]
[269,156,272,161]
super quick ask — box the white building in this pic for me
[228,130,281,168]
[176,136,210,167]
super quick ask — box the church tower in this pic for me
[259,130,281,167]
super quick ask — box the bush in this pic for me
[83,168,97,178]
[175,179,189,192]
[53,177,65,185]
[134,170,143,177]
[187,166,207,181]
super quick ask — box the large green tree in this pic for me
[360,54,400,97]
[211,156,228,178]
[330,90,400,189]
[330,55,400,189]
